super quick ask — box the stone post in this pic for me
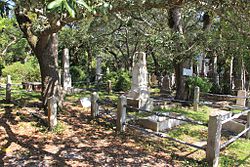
[193,86,200,111]
[62,48,72,91]
[95,56,102,83]
[107,80,112,94]
[247,111,250,139]
[206,113,222,167]
[91,92,99,118]
[117,95,127,132]
[48,96,58,130]
[6,75,12,102]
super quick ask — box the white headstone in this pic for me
[80,97,91,108]
[95,56,102,83]
[127,52,153,111]
[128,52,149,99]
[62,48,72,90]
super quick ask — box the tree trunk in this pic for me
[233,55,244,90]
[15,10,65,112]
[36,33,63,113]
[174,61,188,100]
[169,6,189,100]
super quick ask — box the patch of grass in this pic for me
[30,121,47,133]
[160,106,212,123]
[30,120,65,134]
[168,124,207,141]
[220,139,250,167]
[52,121,65,134]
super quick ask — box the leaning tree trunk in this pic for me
[36,33,61,111]
[15,7,65,113]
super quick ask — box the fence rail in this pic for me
[221,109,250,124]
[220,127,250,150]
[89,88,250,167]
[125,105,208,127]
[127,123,206,151]
[201,92,249,99]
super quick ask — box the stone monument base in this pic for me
[127,97,154,111]
[138,113,186,132]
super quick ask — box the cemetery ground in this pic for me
[0,88,250,166]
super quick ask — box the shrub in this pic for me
[114,71,131,91]
[186,76,212,93]
[102,70,131,92]
[2,58,40,82]
[70,66,86,85]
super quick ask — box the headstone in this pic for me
[62,48,72,91]
[161,75,171,92]
[171,73,175,88]
[127,52,153,111]
[107,80,112,94]
[222,120,246,135]
[151,74,158,86]
[236,90,247,107]
[138,113,186,132]
[80,97,91,108]
[95,56,102,83]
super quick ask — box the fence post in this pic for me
[48,96,57,130]
[6,75,12,103]
[107,80,112,94]
[117,95,127,132]
[193,86,200,111]
[91,92,99,118]
[247,111,250,139]
[206,113,222,167]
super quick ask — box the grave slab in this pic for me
[138,113,186,132]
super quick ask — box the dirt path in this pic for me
[0,102,180,167]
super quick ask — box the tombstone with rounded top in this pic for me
[127,52,153,111]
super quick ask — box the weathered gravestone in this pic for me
[151,74,158,86]
[138,113,186,132]
[127,52,153,111]
[95,56,102,83]
[161,75,172,93]
[236,90,247,107]
[62,48,72,91]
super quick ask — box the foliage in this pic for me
[2,57,40,82]
[70,66,86,85]
[186,76,212,93]
[114,71,131,91]
[103,70,131,91]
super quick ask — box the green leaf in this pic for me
[76,0,92,12]
[64,0,76,18]
[47,0,63,9]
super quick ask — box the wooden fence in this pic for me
[91,92,250,167]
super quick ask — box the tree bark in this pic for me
[15,9,64,112]
[168,6,189,100]
[36,33,62,111]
